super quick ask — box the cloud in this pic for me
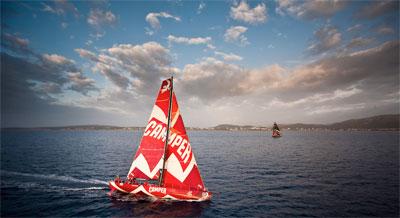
[197,2,206,14]
[354,1,399,20]
[214,51,243,61]
[307,25,341,55]
[68,72,98,95]
[61,22,68,29]
[345,37,374,50]
[178,57,283,101]
[145,12,181,29]
[282,40,399,98]
[41,0,79,18]
[267,86,362,108]
[224,26,249,46]
[75,42,177,94]
[87,8,117,29]
[167,35,214,49]
[230,1,267,24]
[375,25,395,35]
[179,40,398,108]
[1,33,98,97]
[173,40,398,125]
[1,54,125,127]
[145,27,155,36]
[307,103,366,115]
[1,33,32,55]
[42,53,80,73]
[276,0,347,20]
[346,24,363,33]
[1,52,97,112]
[74,48,98,62]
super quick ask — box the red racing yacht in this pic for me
[109,77,212,201]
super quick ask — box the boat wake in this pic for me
[1,170,108,185]
[1,170,108,194]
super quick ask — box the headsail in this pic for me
[127,79,172,180]
[127,78,206,192]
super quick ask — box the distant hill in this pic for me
[212,114,399,131]
[3,125,144,131]
[328,114,399,130]
[2,114,399,131]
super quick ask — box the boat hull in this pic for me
[108,181,212,202]
[272,130,281,138]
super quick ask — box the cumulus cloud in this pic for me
[68,72,98,95]
[178,57,283,100]
[145,12,180,29]
[214,51,243,61]
[276,0,347,20]
[167,35,214,49]
[1,33,98,97]
[75,42,177,94]
[74,48,98,62]
[308,25,342,55]
[87,8,117,29]
[178,40,399,117]
[354,1,399,20]
[230,1,267,24]
[224,26,249,46]
[174,40,398,125]
[282,40,399,98]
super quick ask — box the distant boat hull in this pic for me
[109,181,212,201]
[272,130,281,138]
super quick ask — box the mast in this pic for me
[159,76,173,186]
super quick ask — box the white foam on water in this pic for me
[1,170,108,185]
[63,186,107,191]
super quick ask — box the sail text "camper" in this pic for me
[144,120,192,164]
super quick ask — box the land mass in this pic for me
[2,114,399,131]
[213,114,399,131]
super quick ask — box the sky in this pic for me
[1,0,399,128]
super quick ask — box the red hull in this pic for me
[109,181,212,201]
[272,130,281,138]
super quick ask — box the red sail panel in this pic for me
[127,79,172,180]
[162,92,206,191]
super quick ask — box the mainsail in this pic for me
[127,78,205,191]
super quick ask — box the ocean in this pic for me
[1,130,399,217]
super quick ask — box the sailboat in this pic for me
[272,122,281,138]
[109,77,212,201]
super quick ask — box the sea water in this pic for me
[1,130,399,217]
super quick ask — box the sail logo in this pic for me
[149,186,166,194]
[161,79,171,93]
[144,119,192,164]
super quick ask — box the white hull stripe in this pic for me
[131,185,154,196]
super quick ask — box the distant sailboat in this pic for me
[272,122,281,138]
[109,77,212,201]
